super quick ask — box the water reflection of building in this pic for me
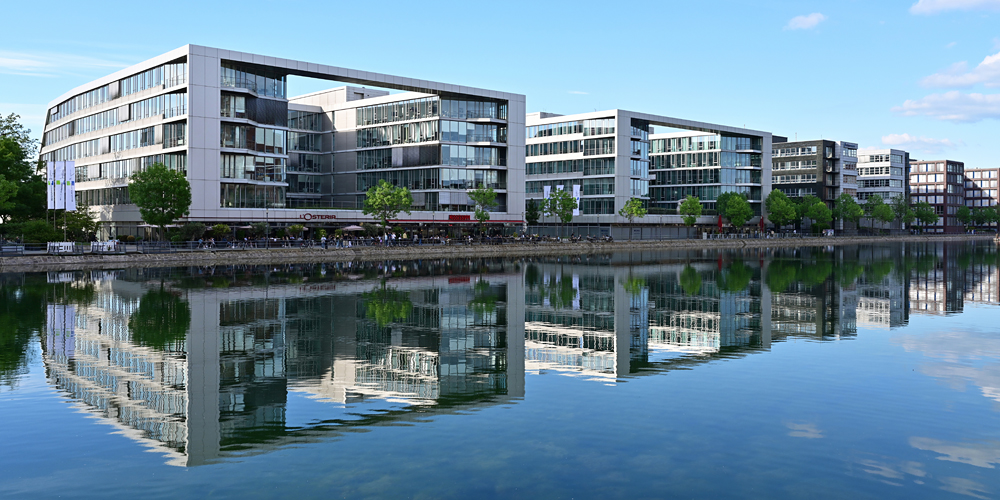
[40,266,525,466]
[907,243,965,315]
[854,245,909,328]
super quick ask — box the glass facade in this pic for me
[220,124,286,154]
[110,127,155,152]
[220,154,286,182]
[526,158,614,176]
[287,110,323,131]
[121,62,187,96]
[221,183,286,208]
[163,122,186,149]
[357,168,505,191]
[357,121,439,148]
[220,62,286,99]
[356,97,439,126]
[288,131,323,152]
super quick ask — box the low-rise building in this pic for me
[909,159,965,233]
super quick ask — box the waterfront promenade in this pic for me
[0,234,992,272]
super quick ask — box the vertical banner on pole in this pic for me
[65,161,77,212]
[543,185,551,200]
[46,161,55,210]
[54,162,66,210]
[572,184,581,216]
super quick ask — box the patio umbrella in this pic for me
[342,225,365,231]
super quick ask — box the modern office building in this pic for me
[908,159,965,233]
[856,148,909,203]
[770,139,858,204]
[963,167,999,209]
[524,110,772,234]
[39,45,525,238]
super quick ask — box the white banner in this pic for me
[543,185,551,199]
[572,184,581,216]
[54,162,65,210]
[65,161,77,212]
[46,161,55,210]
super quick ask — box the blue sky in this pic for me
[1,0,997,164]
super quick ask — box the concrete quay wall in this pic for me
[1,235,993,273]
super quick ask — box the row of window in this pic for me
[110,127,155,153]
[526,118,617,139]
[163,122,186,149]
[651,135,720,153]
[967,199,998,207]
[858,166,904,177]
[50,86,111,124]
[121,62,187,97]
[630,159,649,178]
[287,173,324,194]
[290,153,327,173]
[357,168,506,192]
[220,124,287,154]
[774,174,819,184]
[772,146,817,157]
[288,110,324,131]
[75,153,186,182]
[773,160,818,170]
[967,170,998,179]
[526,158,615,176]
[967,189,999,198]
[651,152,719,169]
[288,131,323,152]
[220,154,286,182]
[776,187,817,198]
[860,154,904,164]
[527,178,616,196]
[966,179,999,188]
[221,61,286,99]
[357,120,439,148]
[76,187,131,206]
[441,120,505,143]
[631,179,649,197]
[649,185,761,202]
[44,93,187,147]
[654,169,721,185]
[441,145,506,166]
[221,183,286,208]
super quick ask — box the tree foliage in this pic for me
[765,190,797,228]
[362,179,412,231]
[957,206,973,228]
[525,199,540,226]
[363,282,412,327]
[0,137,45,223]
[211,224,230,239]
[618,197,648,224]
[913,201,939,230]
[832,193,864,226]
[890,195,915,226]
[718,192,753,228]
[680,266,702,296]
[800,196,833,231]
[128,163,191,239]
[128,288,191,351]
[543,188,578,225]
[286,224,305,237]
[468,187,497,226]
[0,113,39,161]
[678,195,702,226]
[180,223,207,241]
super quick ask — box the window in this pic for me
[220,61,286,98]
[357,97,439,126]
[220,154,285,182]
[110,127,155,152]
[220,124,286,154]
[583,138,614,156]
[652,135,719,153]
[526,140,580,157]
[528,120,583,138]
[287,110,323,131]
[221,183,285,208]
[121,62,187,96]
[163,122,186,149]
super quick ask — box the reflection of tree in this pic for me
[766,260,798,293]
[718,260,752,293]
[469,279,498,314]
[547,274,578,309]
[0,277,95,388]
[621,275,647,296]
[363,281,412,327]
[680,266,702,296]
[867,260,894,283]
[128,288,191,350]
[799,260,832,286]
[836,260,864,287]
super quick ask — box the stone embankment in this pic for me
[1,234,993,272]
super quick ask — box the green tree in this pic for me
[286,224,305,238]
[914,201,939,232]
[833,193,864,229]
[718,192,753,228]
[18,219,60,243]
[678,195,702,227]
[178,223,206,242]
[863,195,886,231]
[128,163,191,240]
[873,203,895,232]
[765,190,796,229]
[250,222,267,239]
[957,205,973,230]
[468,187,497,230]
[972,207,992,229]
[890,195,915,228]
[0,137,45,223]
[801,196,833,232]
[128,287,191,351]
[525,199,540,226]
[211,223,231,239]
[362,179,412,233]
[59,204,99,241]
[0,113,40,161]
[542,188,578,237]
[618,197,648,240]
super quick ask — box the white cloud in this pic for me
[0,51,127,77]
[786,422,823,439]
[910,437,1000,469]
[946,41,958,48]
[881,133,961,153]
[921,51,1000,88]
[567,90,588,95]
[893,91,1000,122]
[785,13,826,30]
[910,0,1000,14]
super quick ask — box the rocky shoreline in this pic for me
[1,234,993,272]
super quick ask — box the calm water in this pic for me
[2,242,1000,499]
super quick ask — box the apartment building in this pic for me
[963,167,999,210]
[909,159,965,233]
[770,139,858,204]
